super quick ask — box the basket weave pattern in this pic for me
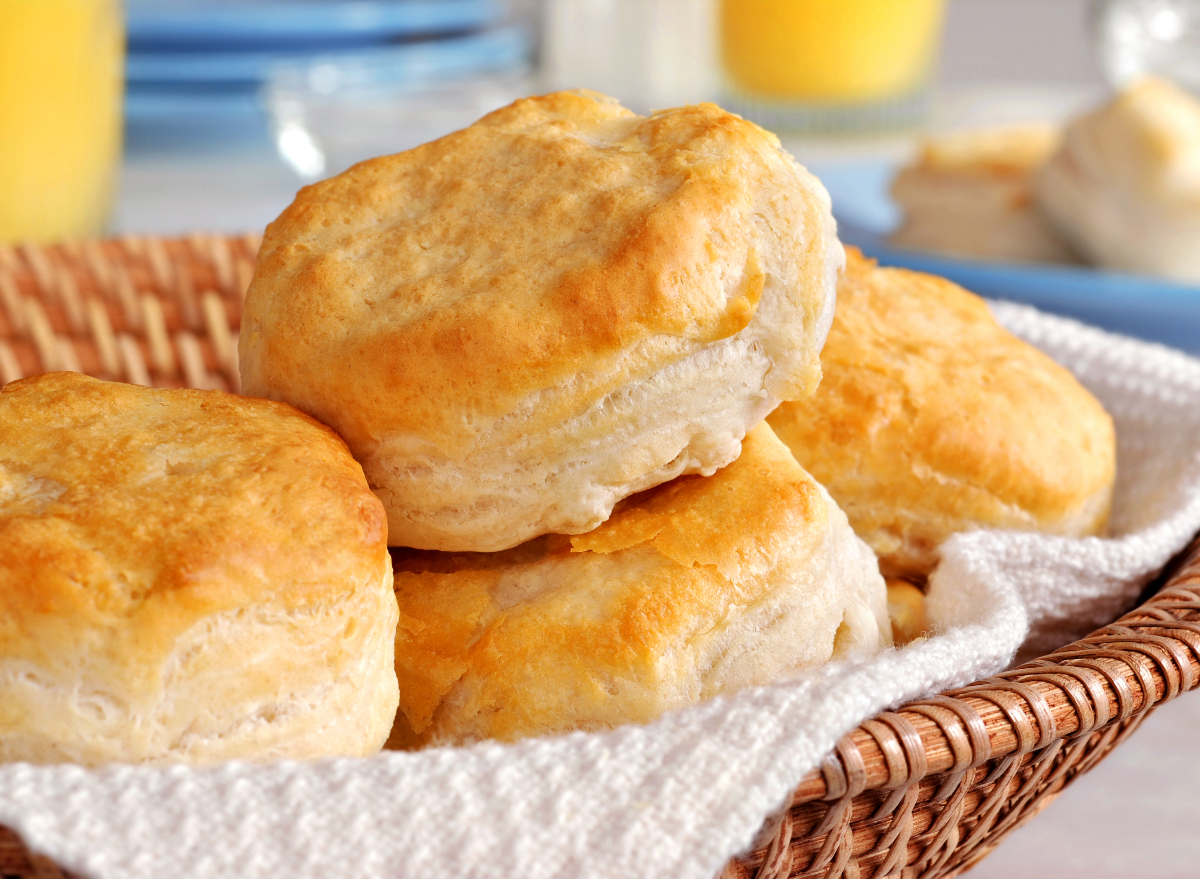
[0,235,257,392]
[723,551,1200,879]
[0,237,1197,879]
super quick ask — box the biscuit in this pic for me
[886,580,928,646]
[890,124,1077,264]
[767,249,1115,578]
[1035,77,1200,281]
[0,373,398,765]
[387,423,889,748]
[240,90,842,551]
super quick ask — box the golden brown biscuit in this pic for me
[240,90,842,552]
[890,124,1077,264]
[1035,77,1200,281]
[767,249,1115,578]
[886,579,928,646]
[387,423,889,748]
[0,373,398,766]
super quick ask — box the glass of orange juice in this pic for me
[720,0,947,132]
[0,0,124,243]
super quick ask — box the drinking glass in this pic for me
[0,0,124,243]
[720,0,948,132]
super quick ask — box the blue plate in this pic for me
[124,86,272,152]
[126,0,499,51]
[127,26,531,86]
[125,87,263,121]
[811,160,1200,354]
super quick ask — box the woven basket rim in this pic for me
[787,537,1200,805]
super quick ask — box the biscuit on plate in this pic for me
[0,373,398,765]
[386,423,890,749]
[1035,77,1200,281]
[240,90,842,552]
[890,124,1076,264]
[767,249,1115,579]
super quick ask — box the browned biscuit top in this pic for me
[0,372,388,692]
[241,90,834,457]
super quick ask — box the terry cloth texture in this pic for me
[1,303,1198,879]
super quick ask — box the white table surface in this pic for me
[114,118,1200,879]
[968,692,1200,879]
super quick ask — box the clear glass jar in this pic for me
[540,0,718,113]
[264,4,536,181]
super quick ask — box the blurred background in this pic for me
[7,0,1190,238]
[48,0,1191,237]
[6,0,1198,238]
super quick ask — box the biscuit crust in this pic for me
[387,423,889,747]
[768,250,1115,578]
[241,91,841,550]
[0,373,398,765]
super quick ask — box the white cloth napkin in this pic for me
[2,303,1198,879]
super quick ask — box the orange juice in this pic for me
[0,0,124,243]
[721,0,947,103]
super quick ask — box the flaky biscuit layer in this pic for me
[387,424,890,748]
[241,90,841,550]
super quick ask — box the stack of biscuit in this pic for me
[1,90,1118,762]
[240,90,1115,748]
[240,91,893,747]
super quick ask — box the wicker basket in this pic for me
[1,236,1197,879]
